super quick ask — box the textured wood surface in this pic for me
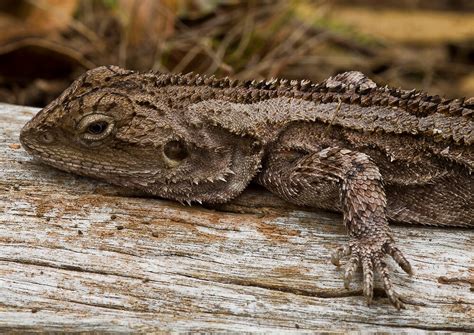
[0,103,472,332]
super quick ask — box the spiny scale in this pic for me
[147,70,472,118]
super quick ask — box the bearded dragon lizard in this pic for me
[20,65,473,309]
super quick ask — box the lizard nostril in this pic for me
[39,131,55,144]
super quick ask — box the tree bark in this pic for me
[0,103,472,332]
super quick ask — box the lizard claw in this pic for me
[331,237,412,309]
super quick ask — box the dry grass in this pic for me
[325,5,474,44]
[0,0,472,107]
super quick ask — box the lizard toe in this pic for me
[343,254,359,289]
[331,244,351,266]
[385,243,413,275]
[361,252,375,305]
[374,257,405,310]
[343,237,409,309]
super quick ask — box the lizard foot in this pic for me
[331,237,413,309]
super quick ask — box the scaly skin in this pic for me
[20,66,473,309]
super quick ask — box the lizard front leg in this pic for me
[258,146,413,309]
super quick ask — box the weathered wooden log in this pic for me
[0,103,472,332]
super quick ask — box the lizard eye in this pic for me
[77,114,115,142]
[87,121,108,135]
[163,140,188,167]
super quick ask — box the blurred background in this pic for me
[0,0,472,107]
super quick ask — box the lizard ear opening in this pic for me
[163,140,188,168]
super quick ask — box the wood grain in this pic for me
[0,103,472,332]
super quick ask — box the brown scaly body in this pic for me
[20,66,473,309]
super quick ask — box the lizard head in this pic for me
[20,65,264,204]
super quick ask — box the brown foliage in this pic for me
[0,0,472,107]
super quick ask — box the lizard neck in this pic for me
[185,97,334,144]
